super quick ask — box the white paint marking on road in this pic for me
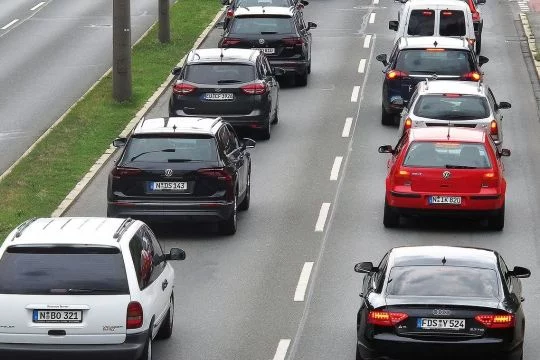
[358,58,366,73]
[330,156,343,181]
[30,2,46,11]
[373,0,380,4]
[369,13,376,24]
[351,86,360,102]
[315,203,331,232]
[1,19,19,30]
[294,262,314,301]
[273,339,291,360]
[342,117,353,137]
[363,34,372,48]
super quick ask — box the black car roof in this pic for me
[389,246,498,269]
[186,48,260,65]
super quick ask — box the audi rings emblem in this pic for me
[164,169,173,177]
[442,171,451,179]
[433,309,452,316]
[259,38,265,44]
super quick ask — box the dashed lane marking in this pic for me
[315,203,331,232]
[351,86,360,102]
[1,19,19,30]
[294,262,314,301]
[30,2,46,11]
[273,339,291,360]
[330,156,343,181]
[342,117,353,137]
[358,58,366,73]
[369,13,376,24]
[363,34,372,48]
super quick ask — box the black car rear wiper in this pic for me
[130,148,175,162]
[167,158,194,162]
[217,79,242,84]
[260,31,277,34]
[444,164,477,169]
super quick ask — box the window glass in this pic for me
[395,49,473,75]
[439,10,466,36]
[124,135,218,163]
[227,125,240,150]
[184,64,255,84]
[143,228,164,285]
[0,246,129,295]
[403,141,491,168]
[230,16,294,35]
[413,94,490,119]
[407,10,435,36]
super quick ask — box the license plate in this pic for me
[33,310,83,323]
[151,182,188,191]
[253,47,275,54]
[204,93,234,101]
[417,318,465,330]
[429,196,461,205]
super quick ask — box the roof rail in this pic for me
[210,117,223,129]
[113,218,135,241]
[14,217,38,238]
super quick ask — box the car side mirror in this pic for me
[301,0,309,5]
[242,138,256,149]
[390,97,404,106]
[378,145,394,154]
[166,248,186,261]
[112,137,127,147]
[478,56,489,67]
[215,21,225,29]
[509,266,531,278]
[477,0,486,4]
[498,101,511,109]
[376,54,388,66]
[171,66,182,76]
[499,148,511,157]
[389,20,399,31]
[307,22,317,30]
[272,67,286,76]
[354,262,377,273]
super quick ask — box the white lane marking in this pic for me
[351,86,360,102]
[358,58,366,73]
[373,0,380,4]
[342,117,353,137]
[294,262,314,301]
[273,339,291,360]
[369,13,376,24]
[330,157,343,181]
[315,203,331,232]
[363,34,372,48]
[1,19,19,30]
[30,2,46,11]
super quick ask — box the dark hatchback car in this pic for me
[168,48,280,140]
[221,0,310,29]
[355,246,530,360]
[376,36,489,125]
[218,6,317,86]
[107,117,256,235]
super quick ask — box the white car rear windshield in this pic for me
[440,10,466,36]
[403,141,492,169]
[408,10,435,36]
[413,94,490,120]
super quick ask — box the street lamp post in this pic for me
[159,0,171,43]
[113,0,132,102]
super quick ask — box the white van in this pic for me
[390,0,477,52]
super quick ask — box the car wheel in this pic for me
[381,105,395,126]
[139,333,152,360]
[295,71,308,87]
[356,346,366,360]
[238,171,250,211]
[487,203,505,231]
[475,34,482,54]
[219,194,237,235]
[383,199,400,228]
[260,116,271,140]
[156,296,174,339]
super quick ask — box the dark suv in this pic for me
[376,36,488,125]
[221,0,310,29]
[107,117,256,235]
[218,6,317,86]
[168,48,280,140]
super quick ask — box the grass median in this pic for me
[0,0,222,240]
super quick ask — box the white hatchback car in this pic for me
[0,217,185,360]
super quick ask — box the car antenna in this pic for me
[442,256,447,265]
[433,40,438,47]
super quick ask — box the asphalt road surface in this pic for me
[0,0,172,174]
[66,0,540,359]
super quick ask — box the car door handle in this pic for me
[162,280,168,291]
[521,296,525,302]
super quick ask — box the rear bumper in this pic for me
[168,108,269,128]
[268,59,308,75]
[0,331,147,360]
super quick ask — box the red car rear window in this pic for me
[403,141,491,169]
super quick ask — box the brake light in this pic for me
[386,70,408,80]
[368,311,409,326]
[444,93,461,98]
[221,37,241,46]
[422,11,433,16]
[394,169,412,186]
[172,82,197,95]
[462,72,481,81]
[226,8,234,18]
[472,12,480,21]
[198,168,234,200]
[282,37,304,46]
[442,11,453,15]
[475,314,515,329]
[404,118,412,130]
[425,48,445,52]
[490,120,498,135]
[112,167,142,178]
[126,302,143,329]
[482,172,499,188]
[241,82,267,95]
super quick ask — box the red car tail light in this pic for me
[386,70,408,80]
[489,120,498,136]
[226,8,234,18]
[198,168,234,200]
[394,170,412,186]
[126,302,143,329]
[368,311,409,326]
[282,37,304,46]
[221,37,241,46]
[241,82,267,95]
[472,11,480,21]
[112,167,142,178]
[475,314,515,329]
[462,72,481,81]
[172,82,197,95]
[482,172,499,188]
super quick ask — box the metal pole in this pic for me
[158,0,170,43]
[113,0,132,102]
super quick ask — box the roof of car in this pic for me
[234,6,294,17]
[5,217,140,247]
[186,48,260,64]
[406,0,470,8]
[408,127,487,142]
[417,80,486,96]
[398,36,470,50]
[132,117,222,136]
[390,246,498,269]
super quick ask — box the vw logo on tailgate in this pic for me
[442,171,451,179]
[164,169,173,177]
[259,38,265,45]
[433,309,452,316]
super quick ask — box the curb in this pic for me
[520,13,540,81]
[51,7,225,217]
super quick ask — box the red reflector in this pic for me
[172,82,197,95]
[112,167,142,177]
[386,70,408,80]
[282,37,304,46]
[368,311,409,326]
[222,37,241,46]
[475,314,514,329]
[444,93,461,98]
[126,302,143,329]
[442,11,453,15]
[422,11,433,15]
[241,82,267,95]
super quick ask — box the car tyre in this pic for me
[487,203,505,231]
[356,346,366,360]
[139,333,152,360]
[238,171,250,211]
[219,194,237,235]
[381,105,394,126]
[260,116,271,140]
[475,33,482,54]
[383,200,399,228]
[156,296,174,339]
[295,71,308,87]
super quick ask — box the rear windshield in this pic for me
[395,49,473,75]
[403,141,491,169]
[185,64,255,84]
[236,0,291,6]
[125,135,218,163]
[230,16,294,35]
[413,94,490,120]
[386,266,499,298]
[0,246,129,295]
[408,10,435,36]
[439,10,466,36]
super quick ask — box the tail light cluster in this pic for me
[489,120,498,136]
[472,12,481,21]
[403,118,413,131]
[475,314,515,329]
[173,82,197,95]
[282,37,304,46]
[126,301,143,329]
[394,170,412,186]
[112,167,142,178]
[221,37,241,46]
[226,8,234,18]
[368,311,409,327]
[386,70,408,80]
[481,172,499,188]
[462,72,481,81]
[198,168,234,200]
[241,82,268,95]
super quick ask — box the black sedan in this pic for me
[355,246,530,360]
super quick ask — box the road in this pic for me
[0,0,171,174]
[65,0,540,359]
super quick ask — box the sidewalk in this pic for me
[521,1,540,76]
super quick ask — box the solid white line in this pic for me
[373,0,380,4]
[330,156,343,181]
[369,13,376,24]
[30,2,46,11]
[363,34,372,48]
[294,262,314,301]
[351,86,360,102]
[315,203,331,232]
[358,58,366,73]
[342,117,353,137]
[273,339,291,360]
[1,19,19,30]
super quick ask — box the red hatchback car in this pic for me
[379,127,510,230]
